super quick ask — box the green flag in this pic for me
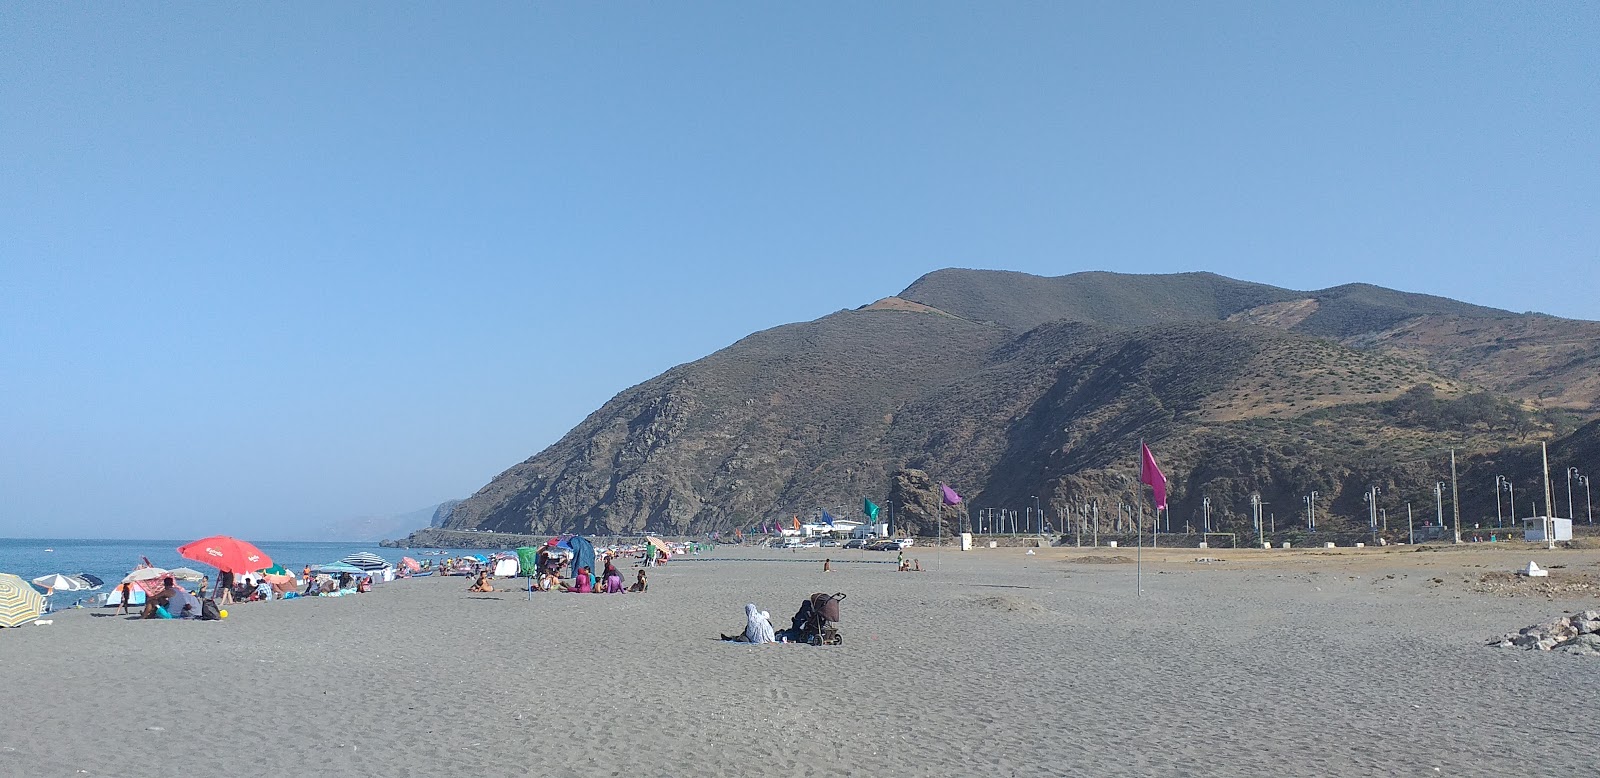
[864,498,880,523]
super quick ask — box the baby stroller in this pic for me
[806,592,845,646]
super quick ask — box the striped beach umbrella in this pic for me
[0,573,47,628]
[340,552,389,571]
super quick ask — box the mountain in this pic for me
[323,500,461,542]
[437,269,1600,540]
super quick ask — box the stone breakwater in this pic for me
[1490,610,1600,655]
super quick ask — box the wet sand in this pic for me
[2,543,1597,777]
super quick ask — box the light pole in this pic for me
[1579,474,1592,525]
[1033,495,1041,536]
[1364,486,1381,541]
[1568,468,1578,522]
[1502,478,1515,528]
[1435,481,1445,536]
[1203,496,1212,533]
[1494,475,1506,528]
[1303,492,1318,532]
[1250,492,1263,547]
[1580,470,1593,525]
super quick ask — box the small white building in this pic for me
[1523,517,1573,542]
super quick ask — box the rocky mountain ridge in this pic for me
[434,269,1600,540]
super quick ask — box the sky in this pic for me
[2,3,1596,540]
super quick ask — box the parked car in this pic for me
[818,538,840,547]
[865,540,899,551]
[895,538,914,548]
[798,540,821,549]
[842,539,868,550]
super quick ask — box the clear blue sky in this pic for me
[3,3,1595,539]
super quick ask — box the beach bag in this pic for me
[200,599,221,621]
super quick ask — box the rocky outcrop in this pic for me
[1491,611,1600,655]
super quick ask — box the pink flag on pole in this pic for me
[940,483,962,505]
[1140,442,1168,511]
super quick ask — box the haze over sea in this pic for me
[0,538,444,606]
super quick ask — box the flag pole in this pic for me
[1137,439,1144,598]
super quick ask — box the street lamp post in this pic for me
[1033,495,1041,536]
[1495,475,1506,528]
[1250,492,1264,547]
[1579,474,1592,525]
[1435,482,1445,536]
[1203,496,1211,533]
[1364,486,1381,541]
[1568,468,1578,522]
[1502,479,1516,527]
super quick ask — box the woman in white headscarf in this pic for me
[720,603,776,643]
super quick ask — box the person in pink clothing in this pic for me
[563,566,593,593]
[602,561,624,593]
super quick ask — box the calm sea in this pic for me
[0,538,463,606]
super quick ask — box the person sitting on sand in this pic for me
[469,571,493,593]
[255,578,273,601]
[720,603,776,644]
[357,576,373,593]
[142,576,180,619]
[774,599,813,643]
[562,566,593,593]
[628,570,648,593]
[602,561,624,593]
[823,558,832,573]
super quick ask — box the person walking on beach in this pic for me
[115,581,133,615]
[217,570,234,605]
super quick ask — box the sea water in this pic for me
[0,538,460,608]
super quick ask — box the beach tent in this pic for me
[492,557,519,577]
[568,536,596,580]
[0,572,47,627]
[103,587,146,608]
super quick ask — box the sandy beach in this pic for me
[3,543,1598,777]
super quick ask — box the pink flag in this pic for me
[940,483,962,505]
[1140,443,1168,511]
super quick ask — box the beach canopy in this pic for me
[259,564,288,576]
[567,536,595,579]
[166,567,209,582]
[177,535,273,574]
[0,573,47,627]
[31,573,86,593]
[311,562,365,575]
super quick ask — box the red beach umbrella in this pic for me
[176,536,274,574]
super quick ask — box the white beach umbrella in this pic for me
[31,573,85,593]
[166,567,209,582]
[121,567,170,584]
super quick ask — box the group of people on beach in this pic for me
[469,546,651,595]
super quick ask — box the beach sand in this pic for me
[3,543,1598,777]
